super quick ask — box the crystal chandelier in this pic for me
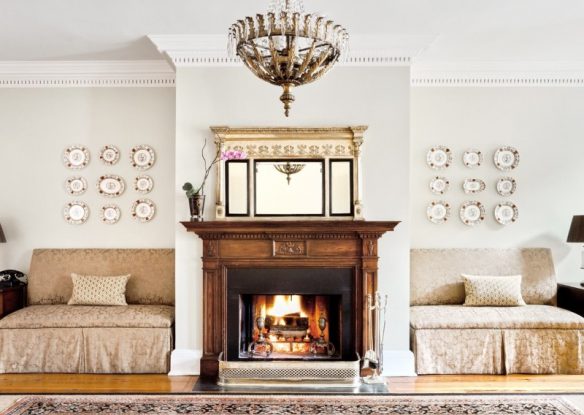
[228,0,349,117]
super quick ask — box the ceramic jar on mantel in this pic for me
[188,194,206,222]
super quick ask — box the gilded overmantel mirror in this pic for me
[211,126,367,220]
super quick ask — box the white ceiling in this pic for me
[2,0,584,62]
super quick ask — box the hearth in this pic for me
[182,220,398,385]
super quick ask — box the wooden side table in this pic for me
[557,282,584,318]
[0,284,27,319]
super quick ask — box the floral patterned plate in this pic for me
[494,202,518,225]
[99,145,120,165]
[64,201,89,225]
[496,177,516,196]
[494,146,520,171]
[427,201,450,224]
[131,145,156,170]
[459,201,485,226]
[429,176,450,195]
[462,178,486,194]
[134,175,154,194]
[100,204,121,224]
[97,175,125,197]
[66,176,88,196]
[462,149,483,168]
[63,145,90,169]
[426,146,452,169]
[132,199,156,222]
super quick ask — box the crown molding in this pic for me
[148,34,432,68]
[411,60,584,87]
[0,60,175,88]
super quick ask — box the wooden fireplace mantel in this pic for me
[181,220,399,379]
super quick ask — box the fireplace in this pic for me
[227,267,353,361]
[182,220,398,384]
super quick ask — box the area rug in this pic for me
[2,394,583,415]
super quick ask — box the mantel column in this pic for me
[359,232,382,356]
[200,237,223,379]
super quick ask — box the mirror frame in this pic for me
[211,126,367,220]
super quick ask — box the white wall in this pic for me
[173,66,414,375]
[411,87,584,282]
[0,88,176,271]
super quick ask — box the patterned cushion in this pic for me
[0,304,174,329]
[410,305,584,330]
[68,273,130,306]
[463,274,526,306]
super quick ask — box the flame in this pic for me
[266,295,307,317]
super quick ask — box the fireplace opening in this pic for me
[227,267,355,361]
[240,294,341,360]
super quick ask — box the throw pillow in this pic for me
[462,274,526,306]
[68,273,130,306]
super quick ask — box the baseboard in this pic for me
[382,350,417,377]
[168,349,202,376]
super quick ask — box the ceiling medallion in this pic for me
[228,0,349,117]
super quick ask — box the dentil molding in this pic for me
[148,34,426,68]
[0,60,175,88]
[411,60,584,87]
[2,35,584,87]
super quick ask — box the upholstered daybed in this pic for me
[0,249,174,373]
[410,248,584,375]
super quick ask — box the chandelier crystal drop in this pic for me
[228,0,349,117]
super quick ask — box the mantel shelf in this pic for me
[181,220,400,236]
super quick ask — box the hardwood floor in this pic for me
[0,374,583,394]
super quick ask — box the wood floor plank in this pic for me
[0,374,583,394]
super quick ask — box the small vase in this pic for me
[188,194,206,222]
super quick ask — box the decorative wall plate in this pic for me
[496,177,517,196]
[63,201,89,225]
[66,176,88,196]
[462,149,483,168]
[429,176,450,195]
[426,146,452,169]
[494,202,518,225]
[134,175,154,194]
[99,145,120,165]
[426,201,450,224]
[462,178,486,194]
[100,204,121,224]
[63,145,90,169]
[459,201,485,226]
[494,146,520,171]
[97,175,125,197]
[130,145,156,170]
[132,199,156,222]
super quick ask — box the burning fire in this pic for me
[266,295,307,318]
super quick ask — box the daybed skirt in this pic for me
[411,328,584,374]
[0,327,172,373]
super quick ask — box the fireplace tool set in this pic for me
[362,292,389,384]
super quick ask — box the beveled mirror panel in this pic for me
[211,126,367,220]
[255,160,324,216]
[330,159,353,216]
[226,160,249,216]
